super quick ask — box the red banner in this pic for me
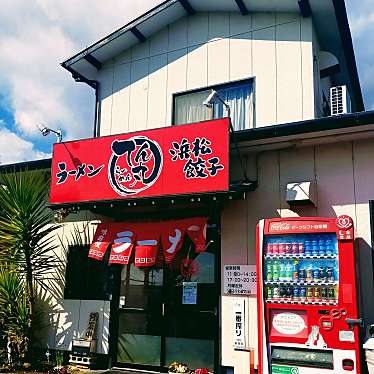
[108,224,137,264]
[161,224,185,264]
[50,119,229,204]
[89,218,208,266]
[134,228,160,267]
[88,225,113,260]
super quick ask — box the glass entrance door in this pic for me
[164,249,217,370]
[116,265,163,366]
[114,225,218,371]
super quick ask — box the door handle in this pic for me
[120,307,145,312]
[162,303,165,316]
[200,308,217,316]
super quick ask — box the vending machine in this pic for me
[257,216,363,374]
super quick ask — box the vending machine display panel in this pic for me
[264,233,339,306]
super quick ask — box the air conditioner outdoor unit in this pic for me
[330,85,351,116]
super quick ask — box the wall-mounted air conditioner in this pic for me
[330,85,351,116]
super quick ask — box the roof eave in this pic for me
[234,111,374,144]
[61,0,178,69]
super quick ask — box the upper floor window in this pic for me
[173,80,254,131]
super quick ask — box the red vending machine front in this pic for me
[257,216,362,374]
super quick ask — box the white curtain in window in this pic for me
[213,82,253,131]
[174,90,212,125]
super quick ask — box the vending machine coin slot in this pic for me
[320,317,333,330]
[319,308,347,331]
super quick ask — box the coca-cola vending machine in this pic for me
[257,216,363,374]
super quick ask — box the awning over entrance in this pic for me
[89,217,207,267]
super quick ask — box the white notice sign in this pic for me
[233,299,247,350]
[339,330,355,343]
[224,265,257,295]
[182,282,197,305]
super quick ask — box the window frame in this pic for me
[171,77,256,129]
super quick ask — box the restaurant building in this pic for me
[32,0,374,372]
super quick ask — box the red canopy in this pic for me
[88,217,208,267]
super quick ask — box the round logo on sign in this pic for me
[108,136,163,196]
[336,215,353,230]
[272,312,307,336]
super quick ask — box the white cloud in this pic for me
[0,126,49,164]
[0,0,159,158]
[350,12,374,35]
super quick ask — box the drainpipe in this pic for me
[93,81,100,138]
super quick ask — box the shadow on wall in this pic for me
[33,239,68,350]
[98,14,310,101]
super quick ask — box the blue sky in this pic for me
[0,0,372,164]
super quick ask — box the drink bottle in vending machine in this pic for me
[257,216,363,374]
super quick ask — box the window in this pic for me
[64,245,116,300]
[173,80,254,131]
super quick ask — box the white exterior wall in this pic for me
[97,11,315,136]
[221,138,374,373]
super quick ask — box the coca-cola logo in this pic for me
[269,222,291,231]
[336,215,353,230]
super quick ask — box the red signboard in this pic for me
[50,119,229,204]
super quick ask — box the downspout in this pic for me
[93,81,100,137]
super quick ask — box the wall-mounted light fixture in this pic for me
[203,89,231,117]
[37,124,63,143]
[53,208,76,223]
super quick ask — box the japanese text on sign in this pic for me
[169,137,224,179]
[233,299,247,350]
[224,265,257,295]
[269,222,328,232]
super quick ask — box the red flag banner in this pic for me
[185,217,208,253]
[89,217,208,266]
[109,224,137,265]
[161,223,185,264]
[134,227,160,267]
[89,224,113,260]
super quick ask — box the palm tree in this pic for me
[0,267,30,366]
[0,170,60,332]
